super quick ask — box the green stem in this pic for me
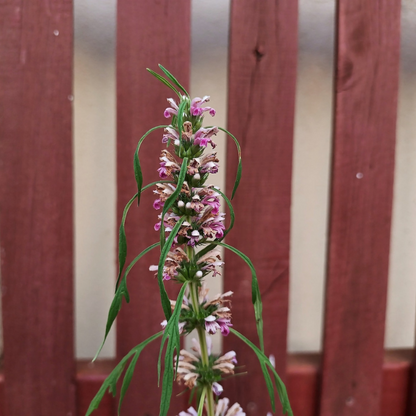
[189,265,215,416]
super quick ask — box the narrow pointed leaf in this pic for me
[94,242,160,361]
[158,282,188,416]
[197,388,206,416]
[118,351,140,415]
[196,241,264,351]
[217,127,242,199]
[160,157,188,249]
[211,187,235,238]
[230,328,293,416]
[261,361,276,413]
[146,68,182,98]
[158,217,186,320]
[158,64,190,97]
[116,181,173,290]
[177,100,187,139]
[134,125,168,206]
[86,332,163,416]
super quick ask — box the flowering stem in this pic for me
[197,326,215,416]
[188,258,215,416]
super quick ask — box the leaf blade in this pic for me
[134,125,168,206]
[158,64,190,98]
[196,241,264,351]
[86,332,163,416]
[116,181,174,290]
[146,68,182,98]
[94,242,160,361]
[211,187,235,238]
[158,282,189,416]
[217,127,242,199]
[230,328,293,416]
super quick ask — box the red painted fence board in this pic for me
[224,1,298,414]
[1,350,409,415]
[76,361,116,416]
[0,1,75,415]
[320,1,401,415]
[116,1,190,414]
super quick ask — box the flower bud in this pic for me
[178,200,185,208]
[195,271,203,278]
[194,173,200,180]
[186,202,192,210]
[174,139,180,146]
[191,230,200,237]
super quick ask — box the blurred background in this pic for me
[72,0,416,361]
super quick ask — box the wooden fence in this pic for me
[0,0,411,415]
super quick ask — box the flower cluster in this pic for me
[175,337,237,394]
[161,283,233,336]
[87,67,292,416]
[149,94,247,414]
[179,398,246,416]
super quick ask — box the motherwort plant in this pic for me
[86,66,293,416]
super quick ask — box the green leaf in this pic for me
[86,331,163,416]
[261,361,276,413]
[196,241,264,351]
[230,328,293,416]
[217,127,242,199]
[158,217,186,320]
[134,125,168,206]
[197,388,206,416]
[158,64,190,98]
[211,187,235,238]
[118,351,140,415]
[116,181,174,290]
[176,100,187,142]
[158,282,189,416]
[93,242,160,361]
[160,157,188,249]
[146,68,182,98]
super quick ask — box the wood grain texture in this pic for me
[320,1,401,415]
[0,1,75,415]
[223,1,298,414]
[116,1,190,414]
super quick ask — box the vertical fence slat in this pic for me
[116,1,190,414]
[0,1,75,415]
[224,1,298,413]
[320,1,401,415]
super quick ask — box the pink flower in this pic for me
[215,398,246,416]
[163,98,179,118]
[204,315,220,334]
[162,126,179,143]
[179,407,197,416]
[190,96,216,117]
[212,381,223,396]
[153,199,163,210]
[187,230,201,247]
[160,319,186,333]
[201,212,226,239]
[204,316,232,336]
[193,126,219,148]
[217,318,232,336]
[201,194,221,215]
